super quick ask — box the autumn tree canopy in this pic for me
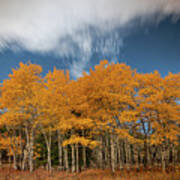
[0,60,179,172]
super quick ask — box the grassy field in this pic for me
[0,167,179,180]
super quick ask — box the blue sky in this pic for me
[0,0,180,81]
[121,17,180,76]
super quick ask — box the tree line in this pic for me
[0,60,179,172]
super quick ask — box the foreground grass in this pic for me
[0,167,179,180]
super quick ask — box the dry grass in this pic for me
[0,167,179,180]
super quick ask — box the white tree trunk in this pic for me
[110,134,115,172]
[64,146,69,171]
[71,144,75,172]
[47,145,51,171]
[29,129,34,172]
[76,144,79,173]
[22,147,28,170]
[57,131,63,170]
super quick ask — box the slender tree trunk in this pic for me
[57,131,63,170]
[82,146,86,170]
[82,130,86,170]
[71,144,75,172]
[105,135,110,168]
[19,129,23,170]
[25,126,30,171]
[144,139,150,168]
[10,135,18,170]
[64,146,69,171]
[29,129,34,172]
[134,146,140,170]
[98,136,103,169]
[131,144,135,168]
[147,145,150,168]
[76,144,79,173]
[110,134,115,172]
[166,145,170,167]
[42,129,52,171]
[125,140,130,170]
[148,145,154,167]
[0,151,2,167]
[161,145,166,172]
[13,150,17,170]
[115,140,118,169]
[22,147,28,170]
[172,145,177,166]
[47,145,51,171]
[118,140,123,170]
[8,149,11,166]
[47,133,52,171]
[121,141,125,168]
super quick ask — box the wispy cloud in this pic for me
[0,0,180,77]
[68,29,124,78]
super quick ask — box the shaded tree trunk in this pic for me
[105,135,110,168]
[143,139,149,168]
[161,145,166,172]
[64,146,69,171]
[135,146,140,170]
[82,146,86,170]
[110,134,115,172]
[125,140,130,170]
[22,147,28,170]
[12,150,17,170]
[43,131,52,172]
[118,140,123,170]
[172,145,177,166]
[71,144,75,173]
[29,129,34,172]
[98,136,103,169]
[82,130,86,170]
[47,145,51,171]
[0,151,2,167]
[57,131,63,170]
[76,144,79,173]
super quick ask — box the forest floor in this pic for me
[0,166,179,180]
